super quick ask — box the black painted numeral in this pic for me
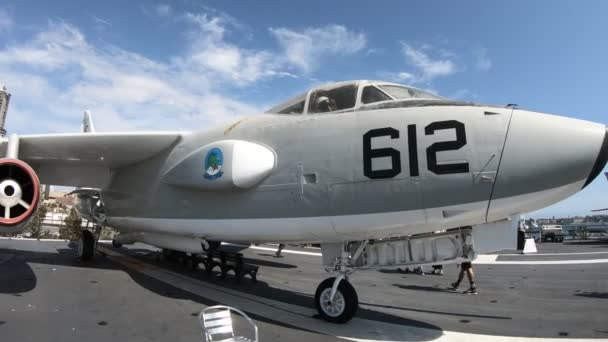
[407,124,419,177]
[425,120,469,175]
[363,120,469,179]
[363,128,402,179]
[363,121,469,179]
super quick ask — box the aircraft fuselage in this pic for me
[102,104,607,243]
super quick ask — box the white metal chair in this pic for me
[199,305,259,342]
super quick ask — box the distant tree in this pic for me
[59,207,82,241]
[25,202,48,239]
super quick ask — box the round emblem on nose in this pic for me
[204,148,224,180]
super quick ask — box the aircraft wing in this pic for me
[1,132,185,188]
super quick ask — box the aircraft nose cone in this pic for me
[487,110,607,221]
[583,127,608,188]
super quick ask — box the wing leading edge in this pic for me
[2,131,185,188]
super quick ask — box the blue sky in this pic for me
[0,0,606,217]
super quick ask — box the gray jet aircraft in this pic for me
[1,80,607,322]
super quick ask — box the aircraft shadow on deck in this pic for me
[116,246,446,338]
[392,283,457,294]
[1,244,444,341]
[125,268,444,340]
[0,248,38,294]
[574,291,608,299]
[125,248,298,269]
[363,293,512,321]
[249,254,298,268]
[0,246,118,294]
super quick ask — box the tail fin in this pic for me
[81,110,96,133]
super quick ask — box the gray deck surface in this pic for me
[1,238,607,341]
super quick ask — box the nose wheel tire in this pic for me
[78,230,95,261]
[315,277,358,323]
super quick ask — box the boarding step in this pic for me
[357,228,475,268]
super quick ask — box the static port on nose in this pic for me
[583,127,608,189]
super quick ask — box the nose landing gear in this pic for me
[315,277,358,323]
[315,241,368,323]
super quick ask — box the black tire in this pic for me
[315,277,358,323]
[79,230,95,261]
[112,239,122,248]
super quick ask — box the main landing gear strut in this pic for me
[79,223,102,261]
[315,241,368,323]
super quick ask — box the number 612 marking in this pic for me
[363,120,469,179]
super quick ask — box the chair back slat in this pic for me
[200,305,257,342]
[205,317,232,328]
[207,325,233,335]
[215,338,237,342]
[204,310,231,320]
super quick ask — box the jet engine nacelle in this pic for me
[0,159,41,233]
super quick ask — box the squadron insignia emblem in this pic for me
[204,148,224,180]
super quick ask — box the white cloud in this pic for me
[0,22,88,70]
[0,20,261,133]
[401,43,456,82]
[91,15,111,27]
[365,48,383,56]
[0,12,365,135]
[180,13,289,85]
[393,71,417,83]
[472,46,492,71]
[179,14,359,85]
[185,13,225,40]
[155,4,172,17]
[269,25,367,73]
[0,9,13,32]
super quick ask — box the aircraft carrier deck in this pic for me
[1,237,607,341]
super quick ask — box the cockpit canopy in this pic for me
[265,80,444,115]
